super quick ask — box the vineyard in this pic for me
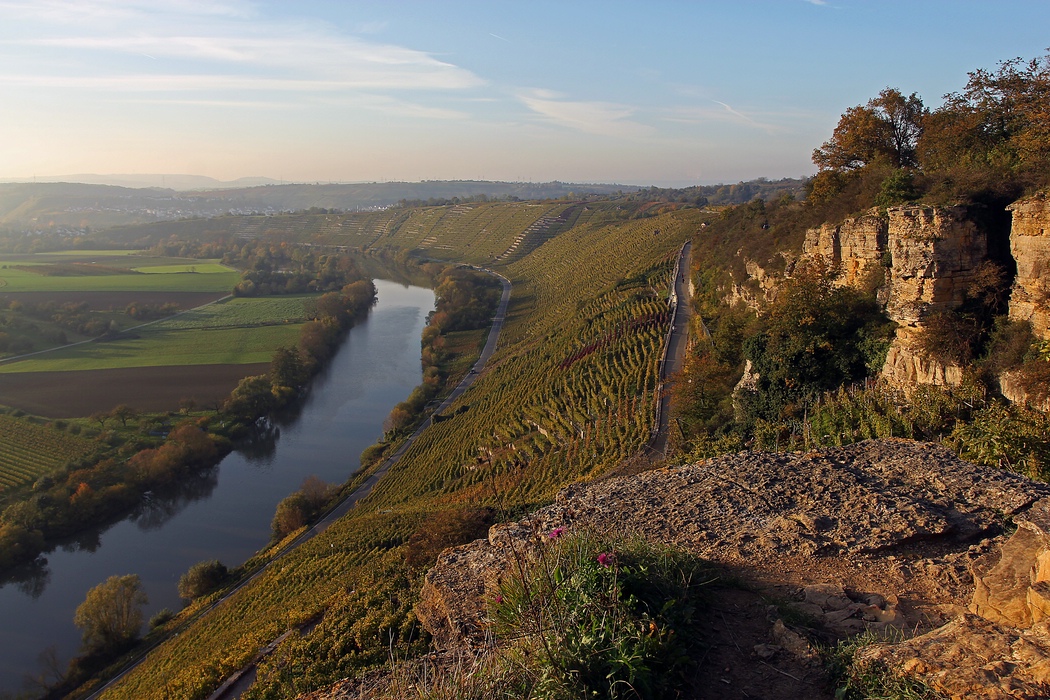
[97,205,704,699]
[0,414,96,492]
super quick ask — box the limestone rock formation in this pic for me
[417,440,1049,657]
[1008,193,1050,341]
[802,207,887,287]
[801,205,988,391]
[858,614,1050,699]
[971,497,1050,627]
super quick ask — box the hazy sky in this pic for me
[2,0,1049,186]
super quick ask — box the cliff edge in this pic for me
[411,440,1050,699]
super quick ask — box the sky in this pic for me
[1,1,1049,187]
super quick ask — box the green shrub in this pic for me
[490,532,710,699]
[149,608,175,629]
[178,560,229,601]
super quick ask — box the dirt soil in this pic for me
[0,363,267,417]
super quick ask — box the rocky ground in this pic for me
[305,439,1050,699]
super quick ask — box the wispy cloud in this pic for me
[517,89,652,138]
[0,1,484,94]
[662,100,790,134]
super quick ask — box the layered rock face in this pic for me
[880,206,987,390]
[883,205,986,323]
[802,205,986,391]
[1008,194,1050,341]
[801,208,887,287]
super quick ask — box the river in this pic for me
[0,279,435,695]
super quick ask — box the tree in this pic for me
[920,52,1050,181]
[271,492,310,539]
[73,574,147,653]
[813,88,926,172]
[270,346,309,394]
[739,262,893,424]
[111,404,136,428]
[178,560,228,600]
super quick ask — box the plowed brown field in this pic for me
[0,363,267,417]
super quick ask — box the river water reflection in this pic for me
[0,280,434,694]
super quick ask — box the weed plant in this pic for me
[822,631,944,700]
[486,531,710,699]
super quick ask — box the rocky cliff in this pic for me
[801,208,887,288]
[1008,193,1050,342]
[414,440,1050,699]
[802,204,989,391]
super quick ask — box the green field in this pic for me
[0,254,238,292]
[0,414,96,492]
[0,267,239,292]
[0,292,314,372]
[0,323,303,372]
[131,263,232,274]
[150,295,312,331]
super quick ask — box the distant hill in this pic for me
[0,174,280,190]
[0,180,642,232]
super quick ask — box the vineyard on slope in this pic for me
[95,206,702,700]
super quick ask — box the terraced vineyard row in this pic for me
[0,414,96,491]
[99,206,702,699]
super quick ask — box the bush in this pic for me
[489,531,710,699]
[149,608,175,629]
[178,560,229,601]
[404,507,495,569]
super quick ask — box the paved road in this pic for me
[88,270,513,700]
[650,241,692,457]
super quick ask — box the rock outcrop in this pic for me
[1008,193,1050,341]
[802,207,887,288]
[412,441,1050,698]
[801,205,989,392]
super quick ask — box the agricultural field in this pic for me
[0,257,238,293]
[0,364,267,418]
[0,323,302,373]
[0,255,313,417]
[0,296,311,374]
[149,295,312,331]
[99,206,703,699]
[0,413,96,492]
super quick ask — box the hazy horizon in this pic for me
[3,1,1049,187]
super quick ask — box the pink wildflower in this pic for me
[597,552,614,568]
[494,594,504,604]
[548,527,566,539]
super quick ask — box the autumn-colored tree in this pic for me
[920,52,1050,182]
[74,574,147,653]
[178,560,228,600]
[813,88,926,172]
